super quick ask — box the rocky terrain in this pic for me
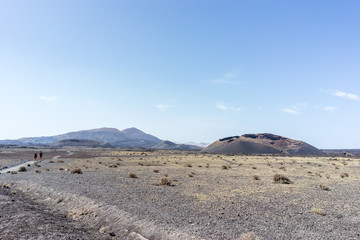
[1,147,360,239]
[202,133,325,156]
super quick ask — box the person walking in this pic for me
[34,152,38,161]
[39,151,43,160]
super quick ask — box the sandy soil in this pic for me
[1,148,360,239]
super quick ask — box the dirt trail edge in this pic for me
[12,181,202,240]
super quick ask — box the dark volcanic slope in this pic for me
[202,133,325,155]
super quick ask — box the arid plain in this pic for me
[1,148,360,239]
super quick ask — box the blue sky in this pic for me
[1,0,360,149]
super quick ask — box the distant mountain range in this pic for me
[202,133,325,156]
[0,127,201,150]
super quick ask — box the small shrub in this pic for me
[340,173,349,178]
[252,166,257,169]
[45,168,50,171]
[159,176,172,186]
[188,174,194,177]
[18,166,27,172]
[319,184,330,191]
[311,208,326,216]
[59,167,64,171]
[49,160,55,163]
[153,169,159,173]
[57,160,64,163]
[273,174,292,184]
[186,164,192,168]
[128,173,137,178]
[34,163,41,167]
[253,175,260,180]
[10,171,17,174]
[222,165,228,170]
[71,168,82,174]
[2,184,11,189]
[35,170,41,173]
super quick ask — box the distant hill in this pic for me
[0,127,162,148]
[202,133,325,156]
[152,140,203,151]
[52,139,113,148]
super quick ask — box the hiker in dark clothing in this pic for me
[34,152,37,161]
[39,151,43,160]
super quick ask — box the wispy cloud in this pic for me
[282,108,299,115]
[210,68,245,84]
[154,104,169,111]
[215,103,241,112]
[39,95,57,101]
[334,90,359,101]
[323,106,337,112]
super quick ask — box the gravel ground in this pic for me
[1,149,360,240]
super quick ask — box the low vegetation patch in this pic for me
[311,208,326,216]
[153,169,159,173]
[273,174,292,184]
[71,168,82,174]
[253,175,260,180]
[128,173,138,178]
[222,165,228,170]
[159,176,172,186]
[340,173,349,178]
[18,166,27,172]
[319,184,330,191]
[35,170,41,173]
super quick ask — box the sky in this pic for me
[1,0,360,149]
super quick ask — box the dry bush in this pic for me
[188,174,194,177]
[311,208,326,216]
[49,160,55,163]
[164,173,169,177]
[71,168,82,174]
[238,232,259,240]
[59,167,64,171]
[128,173,138,178]
[153,169,159,173]
[319,184,330,191]
[340,173,349,178]
[45,168,50,171]
[159,176,172,186]
[222,165,228,170]
[35,170,41,173]
[186,164,192,168]
[273,174,292,184]
[34,163,41,167]
[57,160,64,163]
[2,184,11,189]
[10,171,17,174]
[253,175,260,180]
[18,166,27,172]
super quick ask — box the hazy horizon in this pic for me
[1,1,360,149]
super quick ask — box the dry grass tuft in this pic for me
[253,175,260,180]
[319,184,330,191]
[222,165,228,170]
[128,173,138,178]
[159,176,172,186]
[311,208,326,216]
[35,170,41,173]
[49,160,55,163]
[153,169,159,173]
[186,164,192,168]
[340,173,349,178]
[273,174,292,184]
[18,166,27,172]
[188,174,194,177]
[57,160,64,163]
[71,168,83,174]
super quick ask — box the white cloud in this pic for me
[216,104,227,111]
[39,95,57,101]
[334,90,359,101]
[210,68,245,84]
[215,103,241,112]
[154,104,169,111]
[282,108,299,115]
[323,106,337,112]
